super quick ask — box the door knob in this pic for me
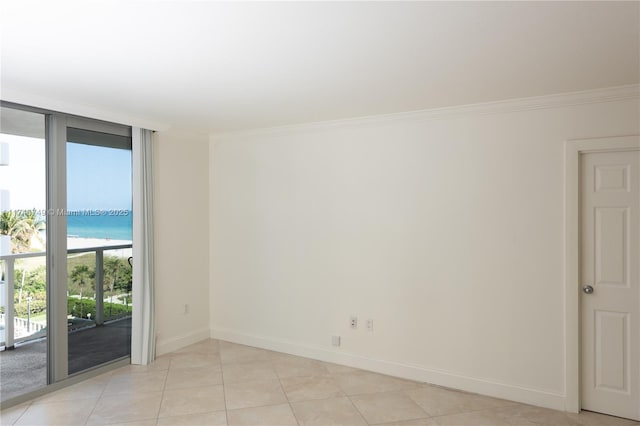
[583,284,594,294]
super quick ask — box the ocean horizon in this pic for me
[66,210,132,240]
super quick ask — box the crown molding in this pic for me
[211,84,640,142]
[3,84,637,139]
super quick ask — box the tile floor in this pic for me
[1,339,638,426]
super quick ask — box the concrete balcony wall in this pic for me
[0,189,9,212]
[0,142,9,166]
[0,235,9,257]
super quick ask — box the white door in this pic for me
[580,149,640,420]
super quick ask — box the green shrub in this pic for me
[12,297,131,321]
[14,299,47,317]
[15,266,46,295]
[67,297,131,320]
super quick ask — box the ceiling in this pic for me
[1,1,638,133]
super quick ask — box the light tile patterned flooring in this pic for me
[1,339,638,426]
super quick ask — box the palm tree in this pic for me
[0,209,45,253]
[104,257,120,293]
[70,265,93,318]
[104,257,120,318]
[22,209,45,247]
[0,210,30,252]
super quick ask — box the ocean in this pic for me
[67,210,133,240]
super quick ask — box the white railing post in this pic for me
[5,258,15,348]
[0,243,130,345]
[95,249,104,325]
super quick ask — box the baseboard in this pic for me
[156,327,210,356]
[210,326,567,411]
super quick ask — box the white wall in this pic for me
[153,129,210,355]
[209,92,638,410]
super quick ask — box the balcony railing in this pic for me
[0,243,132,348]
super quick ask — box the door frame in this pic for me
[0,101,133,406]
[564,135,640,413]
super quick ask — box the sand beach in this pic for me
[67,237,132,258]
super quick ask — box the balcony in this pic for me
[0,243,132,403]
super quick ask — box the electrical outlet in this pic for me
[332,335,341,347]
[350,316,358,329]
[183,304,189,314]
[366,319,373,332]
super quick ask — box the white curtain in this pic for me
[131,127,156,365]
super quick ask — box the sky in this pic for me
[67,142,132,210]
[0,134,132,211]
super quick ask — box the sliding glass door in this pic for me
[0,104,132,405]
[0,107,48,402]
[66,128,132,375]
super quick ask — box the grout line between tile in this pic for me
[153,362,170,422]
[83,372,111,426]
[219,345,230,426]
[8,401,33,426]
[8,338,639,426]
[344,392,374,426]
[275,369,301,426]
